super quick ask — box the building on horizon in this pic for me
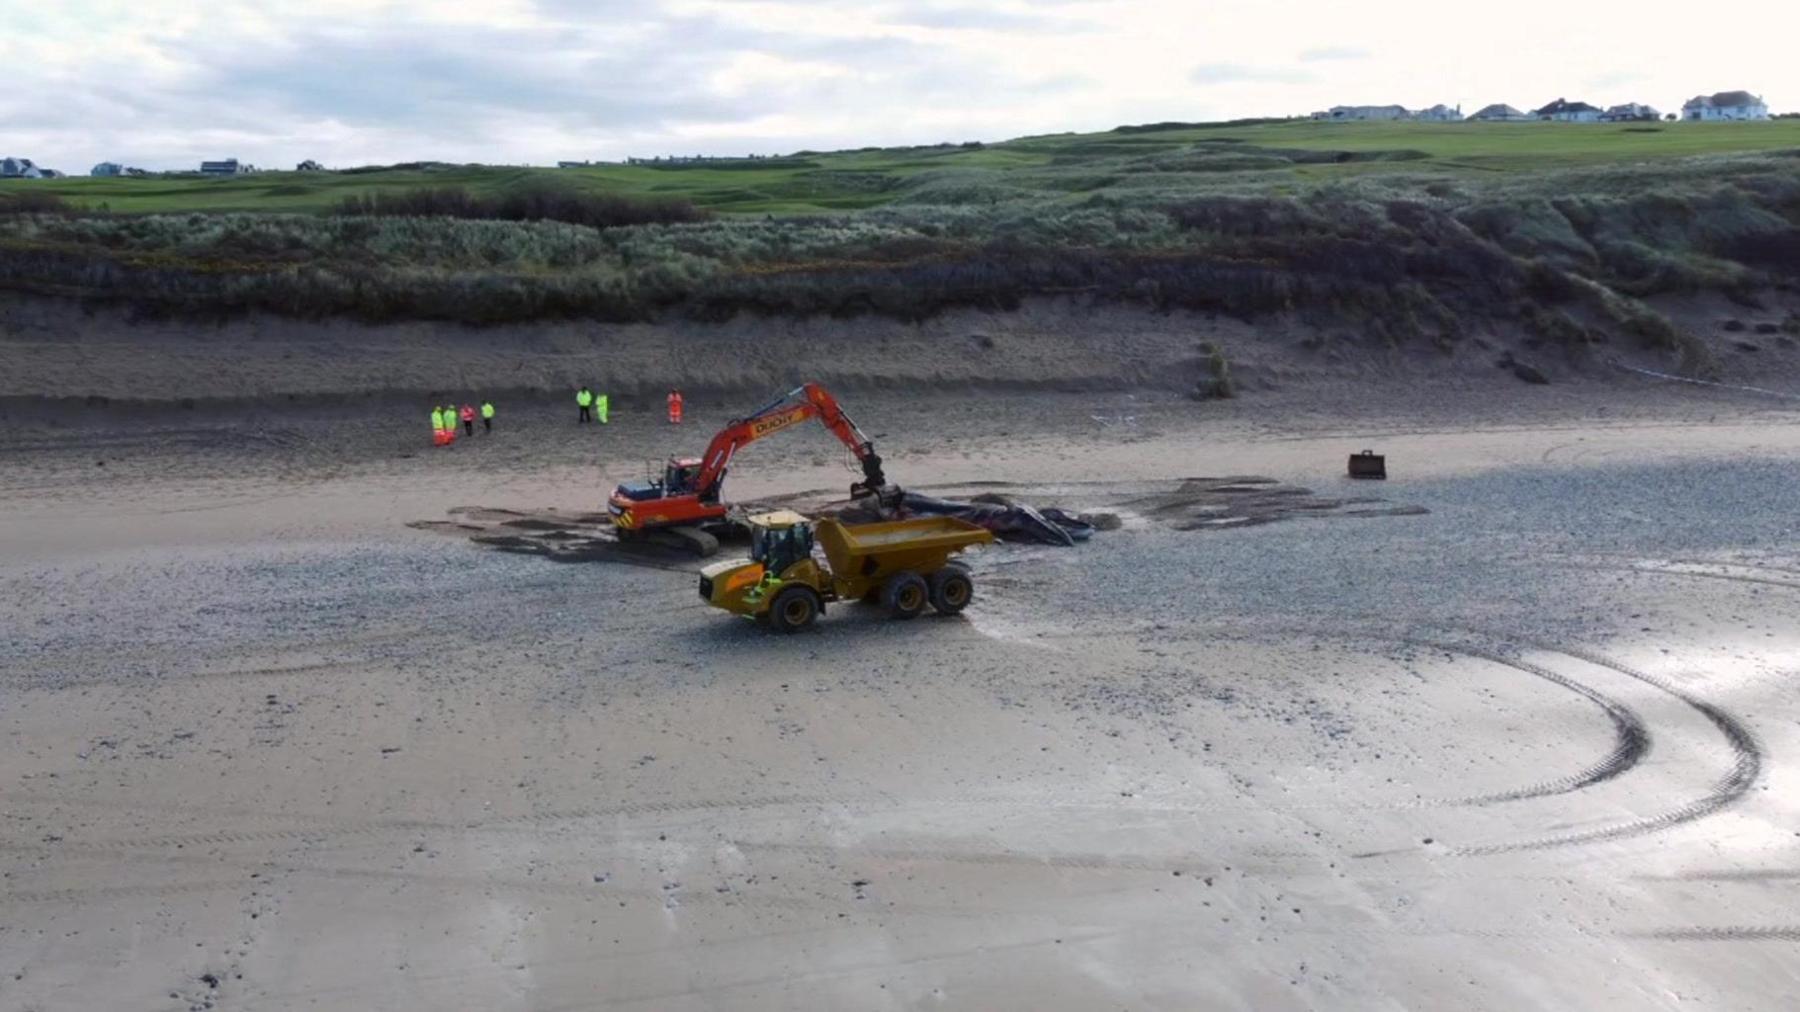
[1682,91,1769,121]
[1533,98,1603,122]
[1467,103,1531,122]
[2,156,46,178]
[1600,103,1661,122]
[1311,104,1410,121]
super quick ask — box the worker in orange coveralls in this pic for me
[667,388,684,424]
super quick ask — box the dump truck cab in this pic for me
[698,510,819,620]
[750,511,814,576]
[699,511,993,633]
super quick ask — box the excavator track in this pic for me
[610,523,720,558]
[658,525,720,558]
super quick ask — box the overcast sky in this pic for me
[4,0,1794,173]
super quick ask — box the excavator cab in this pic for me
[662,457,707,498]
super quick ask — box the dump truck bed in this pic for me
[814,516,992,595]
[819,515,991,557]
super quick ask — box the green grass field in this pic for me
[8,120,1799,215]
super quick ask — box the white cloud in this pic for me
[1299,46,1369,62]
[1,0,1793,174]
[708,52,856,99]
[1191,64,1314,86]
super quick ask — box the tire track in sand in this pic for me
[1241,625,1654,811]
[8,794,839,856]
[1415,641,1651,807]
[1449,643,1762,856]
[1632,926,1800,943]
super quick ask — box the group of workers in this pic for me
[427,388,689,445]
[431,400,495,444]
[575,387,685,425]
[575,387,610,424]
[424,385,691,444]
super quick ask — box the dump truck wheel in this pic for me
[883,572,929,620]
[928,565,973,615]
[768,587,820,634]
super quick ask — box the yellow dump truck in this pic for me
[698,510,994,633]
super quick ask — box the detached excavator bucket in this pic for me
[1348,450,1386,480]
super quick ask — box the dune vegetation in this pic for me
[2,120,1798,378]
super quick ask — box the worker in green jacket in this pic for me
[596,392,609,425]
[576,387,594,424]
[431,406,445,433]
[480,400,495,433]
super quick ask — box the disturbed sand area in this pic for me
[3,389,1800,1011]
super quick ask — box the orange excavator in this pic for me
[607,382,891,555]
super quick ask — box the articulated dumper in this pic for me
[699,510,993,633]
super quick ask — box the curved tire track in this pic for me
[1419,642,1651,807]
[1247,626,1653,810]
[733,840,1194,875]
[2,879,248,905]
[18,794,839,855]
[1627,565,1800,593]
[1549,553,1800,593]
[1666,558,1800,579]
[1167,623,1656,812]
[1451,643,1762,856]
[1635,926,1800,943]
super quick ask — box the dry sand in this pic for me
[4,381,1800,1011]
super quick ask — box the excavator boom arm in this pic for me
[693,383,885,498]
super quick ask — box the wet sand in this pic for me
[4,388,1800,1010]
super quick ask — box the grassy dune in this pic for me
[1,120,1797,383]
[7,121,1800,215]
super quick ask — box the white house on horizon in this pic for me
[1682,91,1769,120]
[1,156,45,178]
[1600,103,1661,122]
[1534,98,1603,122]
[1321,104,1410,121]
[1467,103,1531,122]
[1412,104,1462,121]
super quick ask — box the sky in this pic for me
[3,0,1795,173]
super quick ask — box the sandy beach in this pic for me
[4,374,1799,1010]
